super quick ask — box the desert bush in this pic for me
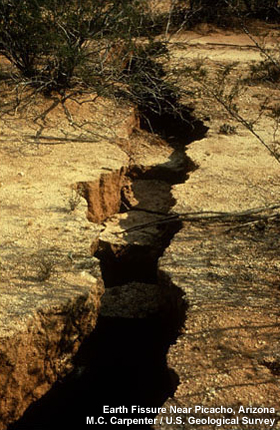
[243,0,280,19]
[0,0,92,90]
[0,0,150,93]
[119,42,170,109]
[0,0,189,135]
[248,60,280,85]
[172,0,280,28]
[115,40,191,136]
[0,0,46,78]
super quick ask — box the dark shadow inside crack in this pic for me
[8,291,185,430]
[140,103,208,146]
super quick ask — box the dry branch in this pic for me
[117,203,280,234]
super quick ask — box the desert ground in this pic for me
[0,12,280,430]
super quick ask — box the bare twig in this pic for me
[116,204,280,235]
[203,83,280,164]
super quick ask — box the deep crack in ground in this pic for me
[8,105,208,430]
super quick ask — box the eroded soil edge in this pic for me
[8,106,208,429]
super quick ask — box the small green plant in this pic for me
[34,251,56,282]
[219,123,237,135]
[248,60,280,85]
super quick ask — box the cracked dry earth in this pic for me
[1,24,280,430]
[0,84,190,428]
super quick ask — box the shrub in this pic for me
[0,0,93,90]
[248,60,280,85]
[0,0,149,93]
[172,0,280,28]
